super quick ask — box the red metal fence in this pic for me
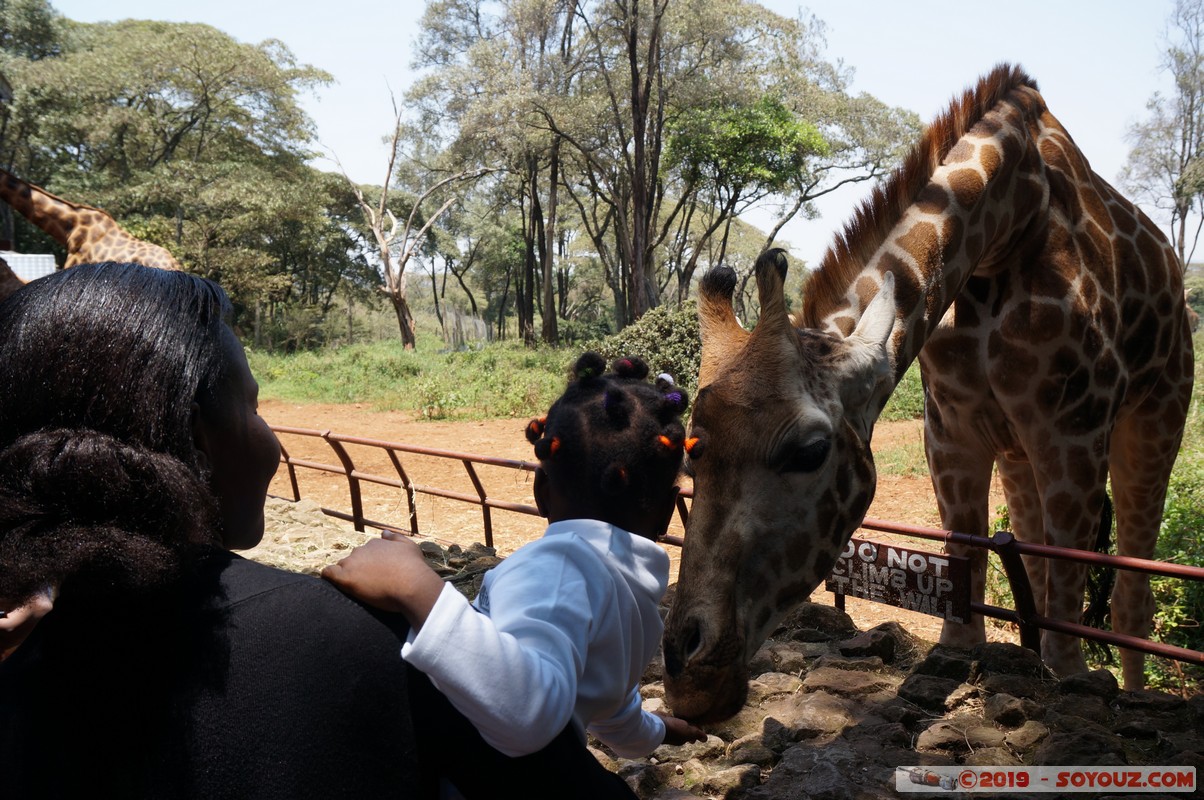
[269,424,1204,671]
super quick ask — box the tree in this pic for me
[1122,0,1204,266]
[337,99,490,349]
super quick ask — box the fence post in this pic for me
[462,460,493,549]
[385,450,420,536]
[991,530,1041,654]
[277,441,301,502]
[322,433,365,533]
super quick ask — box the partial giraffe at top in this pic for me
[664,64,1192,723]
[0,168,181,273]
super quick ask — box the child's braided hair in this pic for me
[526,353,693,520]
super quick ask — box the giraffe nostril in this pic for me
[665,618,704,678]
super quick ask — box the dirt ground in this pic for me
[260,399,1013,645]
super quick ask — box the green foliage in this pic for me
[249,338,570,420]
[1145,409,1204,693]
[667,95,829,192]
[593,301,701,399]
[880,362,924,421]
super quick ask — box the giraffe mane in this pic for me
[800,63,1038,326]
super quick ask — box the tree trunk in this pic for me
[541,138,561,344]
[390,292,417,350]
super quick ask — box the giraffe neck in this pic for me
[0,168,94,247]
[801,65,1044,385]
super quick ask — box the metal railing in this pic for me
[269,424,1204,671]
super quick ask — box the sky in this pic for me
[49,0,1178,266]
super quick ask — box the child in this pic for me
[323,353,706,795]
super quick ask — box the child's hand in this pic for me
[657,713,708,746]
[322,532,445,628]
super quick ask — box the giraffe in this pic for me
[662,64,1194,723]
[0,168,181,272]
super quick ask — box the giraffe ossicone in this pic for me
[664,63,1193,724]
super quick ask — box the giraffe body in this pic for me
[0,169,181,272]
[663,65,1193,723]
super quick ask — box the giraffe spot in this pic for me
[1002,300,1064,341]
[949,168,985,209]
[896,221,940,269]
[1081,326,1103,360]
[946,140,976,163]
[1108,198,1138,236]
[1057,393,1112,437]
[941,215,964,264]
[882,252,921,314]
[978,142,1002,177]
[916,184,950,213]
[965,276,991,304]
[965,232,984,260]
[953,297,981,328]
[834,316,855,337]
[854,276,879,309]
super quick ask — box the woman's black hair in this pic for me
[526,353,691,525]
[0,262,233,607]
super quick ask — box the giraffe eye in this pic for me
[780,438,831,474]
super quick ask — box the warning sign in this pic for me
[825,538,971,622]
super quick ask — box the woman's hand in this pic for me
[657,712,708,746]
[322,532,445,630]
[0,588,56,661]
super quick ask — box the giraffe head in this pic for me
[663,248,897,723]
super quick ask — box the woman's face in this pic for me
[193,326,281,550]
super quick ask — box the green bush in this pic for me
[593,301,701,398]
[881,361,924,421]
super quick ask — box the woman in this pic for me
[0,263,421,798]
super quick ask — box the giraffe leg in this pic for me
[1030,444,1109,680]
[995,458,1046,614]
[926,425,994,649]
[1108,384,1190,690]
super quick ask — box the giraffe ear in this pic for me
[848,271,896,352]
[842,272,897,436]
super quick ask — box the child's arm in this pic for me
[321,533,445,630]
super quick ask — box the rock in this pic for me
[916,718,1006,753]
[911,646,973,682]
[982,693,1039,727]
[1057,668,1119,699]
[1004,720,1050,751]
[759,642,816,675]
[1048,693,1112,725]
[725,734,778,767]
[652,735,726,764]
[697,763,761,797]
[811,654,885,673]
[801,666,900,698]
[962,746,1023,767]
[896,673,960,712]
[976,672,1047,699]
[836,629,895,662]
[748,671,803,703]
[1113,688,1186,714]
[761,691,856,741]
[943,683,979,712]
[749,744,859,800]
[1032,730,1128,766]
[776,602,858,639]
[970,642,1052,679]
